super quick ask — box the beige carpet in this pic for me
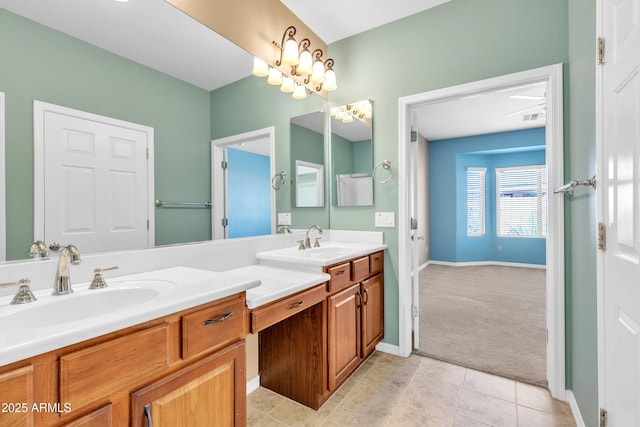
[417,264,547,386]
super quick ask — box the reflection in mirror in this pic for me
[295,160,324,207]
[289,111,326,209]
[330,100,373,206]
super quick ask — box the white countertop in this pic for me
[0,266,260,366]
[226,265,330,309]
[256,241,387,269]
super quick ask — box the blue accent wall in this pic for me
[226,148,271,238]
[429,128,546,265]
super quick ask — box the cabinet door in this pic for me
[327,283,361,391]
[131,341,246,427]
[361,273,384,358]
[0,365,34,427]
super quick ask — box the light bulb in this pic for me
[292,84,307,100]
[252,57,269,77]
[323,68,337,91]
[281,76,295,93]
[267,68,283,85]
[282,37,299,66]
[310,60,326,84]
[297,49,313,75]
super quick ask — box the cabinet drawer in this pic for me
[326,262,352,293]
[63,404,112,427]
[60,323,171,412]
[352,256,370,282]
[370,251,384,274]
[251,283,326,333]
[182,296,246,359]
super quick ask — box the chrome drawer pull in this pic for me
[334,269,346,276]
[288,301,304,310]
[202,311,233,325]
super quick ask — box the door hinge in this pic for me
[147,219,150,231]
[412,306,418,318]
[410,217,418,230]
[598,222,606,251]
[597,37,605,65]
[410,129,418,143]
[221,160,228,170]
[600,408,607,427]
[221,218,228,227]
[146,147,150,159]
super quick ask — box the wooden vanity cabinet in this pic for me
[0,292,248,427]
[325,251,384,392]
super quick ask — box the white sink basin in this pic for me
[256,241,387,268]
[0,280,175,328]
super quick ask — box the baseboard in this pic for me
[427,260,546,269]
[565,390,586,427]
[375,341,400,356]
[246,375,260,395]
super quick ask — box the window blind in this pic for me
[496,165,547,238]
[467,167,486,236]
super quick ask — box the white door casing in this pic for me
[0,92,5,261]
[398,64,565,399]
[211,127,275,240]
[597,0,640,424]
[34,101,154,254]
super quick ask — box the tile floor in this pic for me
[247,352,577,427]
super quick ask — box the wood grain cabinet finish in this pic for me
[0,292,247,426]
[361,273,384,359]
[326,262,351,292]
[131,341,246,427]
[369,251,384,274]
[327,283,362,390]
[251,283,326,333]
[0,365,34,427]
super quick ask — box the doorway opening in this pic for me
[211,127,275,239]
[398,64,566,398]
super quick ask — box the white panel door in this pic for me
[42,110,150,253]
[600,0,640,424]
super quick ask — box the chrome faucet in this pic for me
[304,225,323,249]
[53,245,81,295]
[29,240,49,259]
[277,225,292,234]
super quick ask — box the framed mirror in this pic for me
[290,111,326,209]
[295,160,324,207]
[330,100,373,206]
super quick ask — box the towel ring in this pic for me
[373,160,393,184]
[271,171,287,190]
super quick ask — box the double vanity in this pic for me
[0,234,386,426]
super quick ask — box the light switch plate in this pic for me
[375,212,395,228]
[278,212,292,226]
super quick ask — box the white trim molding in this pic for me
[0,91,5,261]
[566,390,587,427]
[246,375,261,395]
[427,260,547,270]
[398,64,566,399]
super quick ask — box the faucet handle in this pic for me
[313,237,322,248]
[0,279,37,305]
[89,266,119,290]
[297,240,306,250]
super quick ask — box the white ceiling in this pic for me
[1,0,544,139]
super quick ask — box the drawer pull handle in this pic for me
[288,301,304,310]
[363,289,369,304]
[202,311,234,325]
[334,269,346,276]
[373,256,381,261]
[144,403,153,427]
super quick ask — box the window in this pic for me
[496,165,547,237]
[467,167,486,236]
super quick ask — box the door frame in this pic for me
[211,126,275,239]
[0,91,5,261]
[398,64,566,398]
[33,100,155,249]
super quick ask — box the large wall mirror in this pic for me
[330,100,373,206]
[0,4,332,261]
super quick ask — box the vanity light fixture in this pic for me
[252,25,337,100]
[331,99,372,124]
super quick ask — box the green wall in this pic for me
[567,0,598,425]
[0,9,212,259]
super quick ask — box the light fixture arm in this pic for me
[316,58,334,92]
[274,25,297,67]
